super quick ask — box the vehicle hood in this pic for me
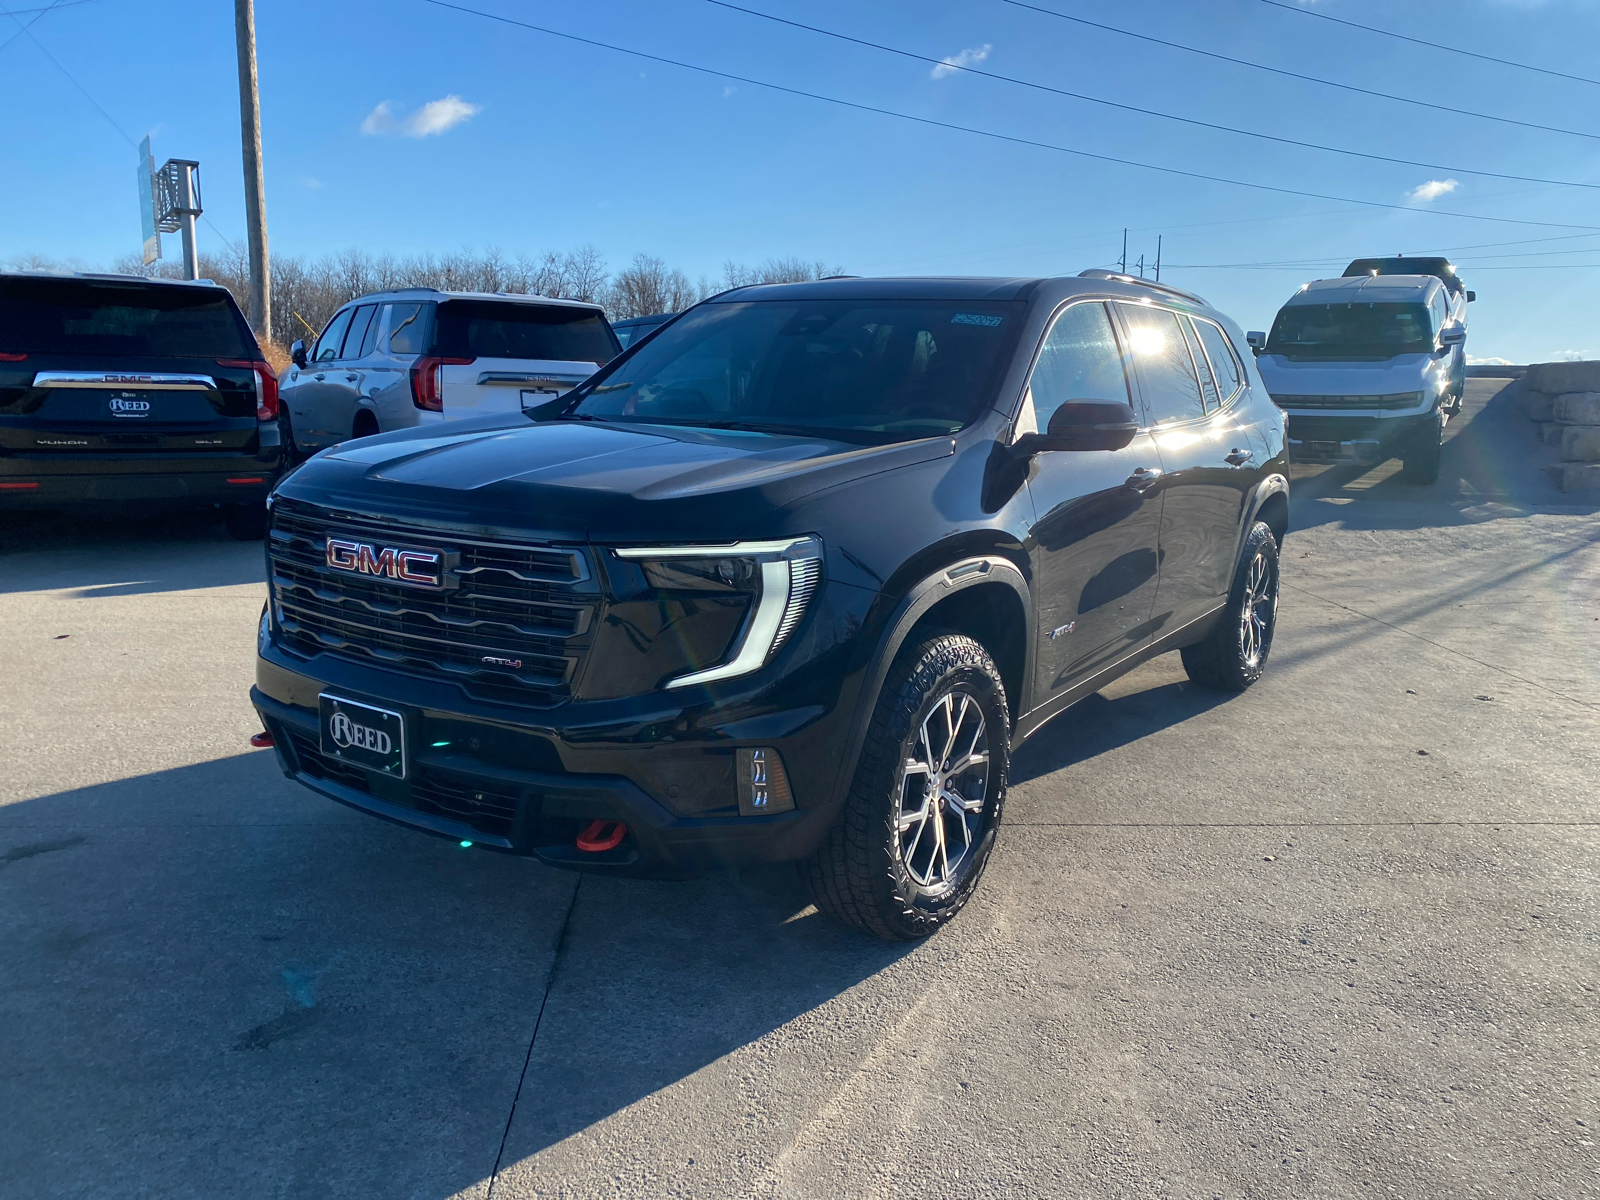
[273,414,955,544]
[1255,352,1441,397]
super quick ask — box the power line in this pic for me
[1258,0,1600,89]
[0,0,68,56]
[704,0,1600,191]
[998,0,1600,145]
[4,6,135,145]
[420,0,1600,232]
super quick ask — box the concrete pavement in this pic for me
[2,379,1596,1198]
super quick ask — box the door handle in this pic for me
[1225,447,1254,466]
[313,373,325,381]
[1126,467,1163,491]
[345,374,359,382]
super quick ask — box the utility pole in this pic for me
[1155,235,1162,283]
[175,162,200,279]
[234,0,271,342]
[1119,229,1128,275]
[1136,254,1144,278]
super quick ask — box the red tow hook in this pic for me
[576,819,627,853]
[249,730,275,749]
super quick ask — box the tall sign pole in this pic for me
[234,0,271,342]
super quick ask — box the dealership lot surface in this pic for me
[2,380,1596,1199]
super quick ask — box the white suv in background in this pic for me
[279,289,619,458]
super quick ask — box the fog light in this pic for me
[737,747,795,816]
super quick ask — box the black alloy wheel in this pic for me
[805,632,1009,940]
[1402,418,1443,484]
[1181,520,1281,691]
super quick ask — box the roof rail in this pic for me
[1077,269,1208,307]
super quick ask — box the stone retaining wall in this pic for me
[1517,362,1600,491]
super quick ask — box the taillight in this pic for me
[410,356,473,412]
[0,352,26,362]
[218,359,280,421]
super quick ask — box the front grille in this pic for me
[269,498,597,703]
[288,732,521,840]
[1272,393,1424,411]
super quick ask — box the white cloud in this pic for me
[1466,355,1511,366]
[1406,178,1460,203]
[361,95,481,138]
[1554,349,1592,362]
[299,175,322,190]
[931,43,991,79]
[723,85,737,97]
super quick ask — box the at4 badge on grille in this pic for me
[324,537,447,589]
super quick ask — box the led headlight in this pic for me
[614,535,823,688]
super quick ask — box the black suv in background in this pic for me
[0,272,283,538]
[252,273,1288,939]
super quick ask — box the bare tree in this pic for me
[605,254,704,319]
[723,257,846,289]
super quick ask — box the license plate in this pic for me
[319,694,406,778]
[1308,440,1341,456]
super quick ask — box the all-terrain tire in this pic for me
[1180,521,1280,692]
[1402,420,1442,484]
[803,632,1009,940]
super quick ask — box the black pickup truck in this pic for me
[0,272,284,537]
[251,273,1289,939]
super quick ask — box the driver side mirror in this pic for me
[1245,331,1267,356]
[1465,290,1476,303]
[1013,400,1139,455]
[1440,324,1466,347]
[290,339,308,369]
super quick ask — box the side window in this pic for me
[1116,303,1206,425]
[386,303,430,355]
[1194,319,1244,404]
[1026,302,1131,432]
[313,307,354,362]
[342,304,378,360]
[357,304,384,358]
[1180,316,1220,412]
[1431,290,1448,335]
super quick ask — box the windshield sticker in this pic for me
[951,313,1004,327]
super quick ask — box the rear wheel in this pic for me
[1181,521,1280,692]
[352,410,379,440]
[1402,419,1442,484]
[803,632,1009,940]
[279,409,304,466]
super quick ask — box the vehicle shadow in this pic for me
[1009,668,1236,786]
[0,753,912,1199]
[0,508,265,596]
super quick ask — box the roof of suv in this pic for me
[0,270,226,291]
[709,272,1212,308]
[352,287,604,311]
[1283,275,1442,307]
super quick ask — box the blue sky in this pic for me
[3,0,1599,362]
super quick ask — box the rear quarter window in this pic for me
[434,300,619,364]
[0,277,253,358]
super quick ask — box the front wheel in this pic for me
[803,633,1009,940]
[1402,419,1443,484]
[1181,521,1280,692]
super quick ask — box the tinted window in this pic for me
[358,305,384,357]
[1116,304,1206,425]
[313,308,354,362]
[343,305,378,360]
[568,299,1023,443]
[1180,316,1220,412]
[1028,302,1130,430]
[386,303,430,355]
[1194,319,1243,401]
[0,277,253,358]
[1267,303,1434,360]
[434,301,619,363]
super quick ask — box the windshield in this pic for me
[433,300,619,364]
[1266,302,1435,360]
[0,276,254,358]
[565,299,1023,442]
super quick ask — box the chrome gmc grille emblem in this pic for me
[325,537,444,589]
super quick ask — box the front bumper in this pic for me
[251,644,860,877]
[1285,409,1439,465]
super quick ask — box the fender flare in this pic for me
[823,554,1032,812]
[1241,472,1289,552]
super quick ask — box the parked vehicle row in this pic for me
[250,270,1290,939]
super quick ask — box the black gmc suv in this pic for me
[0,272,283,538]
[252,273,1288,939]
